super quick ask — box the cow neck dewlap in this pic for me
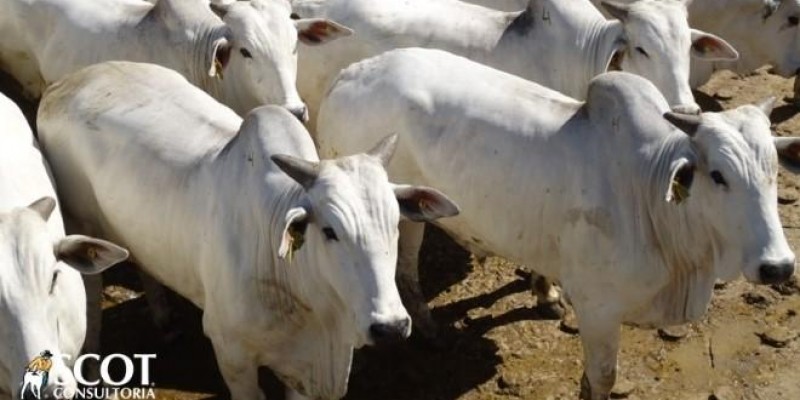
[633,134,718,326]
[255,189,355,399]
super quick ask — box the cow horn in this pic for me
[28,197,57,222]
[601,1,631,21]
[367,133,399,168]
[271,155,320,190]
[755,96,777,116]
[663,112,702,137]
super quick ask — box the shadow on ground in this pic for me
[98,226,529,400]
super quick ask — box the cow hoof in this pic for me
[657,326,690,342]
[579,373,592,400]
[537,300,566,320]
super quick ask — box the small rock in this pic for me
[658,325,690,342]
[742,290,776,308]
[710,385,737,400]
[778,196,798,205]
[757,327,798,348]
[713,89,734,100]
[610,379,636,399]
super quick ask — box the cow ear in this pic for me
[208,37,232,78]
[665,158,695,204]
[28,197,56,222]
[55,235,129,275]
[601,1,631,22]
[295,18,353,45]
[393,184,460,222]
[278,206,311,260]
[775,137,800,174]
[690,30,739,61]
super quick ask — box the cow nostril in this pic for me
[759,262,795,284]
[369,319,411,345]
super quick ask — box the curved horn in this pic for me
[367,133,399,167]
[664,112,702,137]
[271,155,320,190]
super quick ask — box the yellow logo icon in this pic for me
[19,350,53,400]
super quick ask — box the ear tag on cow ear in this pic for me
[87,246,98,261]
[214,59,225,81]
[670,178,690,204]
[286,224,306,262]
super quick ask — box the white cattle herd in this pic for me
[0,0,798,399]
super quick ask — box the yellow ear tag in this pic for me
[286,225,305,262]
[671,179,690,204]
[214,59,224,81]
[87,247,98,260]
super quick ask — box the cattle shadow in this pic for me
[693,89,724,112]
[99,226,538,400]
[770,103,800,125]
[0,70,39,131]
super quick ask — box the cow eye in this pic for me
[710,170,728,188]
[49,270,60,295]
[322,227,339,241]
[240,48,253,59]
[635,47,649,58]
[789,16,799,27]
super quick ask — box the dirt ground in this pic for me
[3,68,800,400]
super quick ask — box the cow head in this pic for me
[754,0,800,76]
[661,98,798,285]
[209,0,351,118]
[603,0,738,114]
[271,134,459,346]
[0,198,128,398]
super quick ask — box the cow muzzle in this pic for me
[758,261,795,285]
[368,317,411,346]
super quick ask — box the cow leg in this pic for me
[529,272,566,319]
[81,273,103,382]
[396,220,437,339]
[138,270,182,343]
[575,309,620,400]
[205,327,265,400]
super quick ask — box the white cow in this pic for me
[0,93,128,400]
[461,0,528,11]
[37,61,460,400]
[293,0,738,130]
[576,0,800,87]
[316,48,800,400]
[0,0,350,118]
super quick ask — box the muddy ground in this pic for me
[3,68,800,400]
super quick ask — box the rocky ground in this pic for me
[3,68,800,400]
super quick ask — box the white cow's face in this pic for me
[214,0,351,119]
[758,0,800,76]
[0,199,127,397]
[606,0,738,114]
[663,100,798,285]
[272,136,459,346]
